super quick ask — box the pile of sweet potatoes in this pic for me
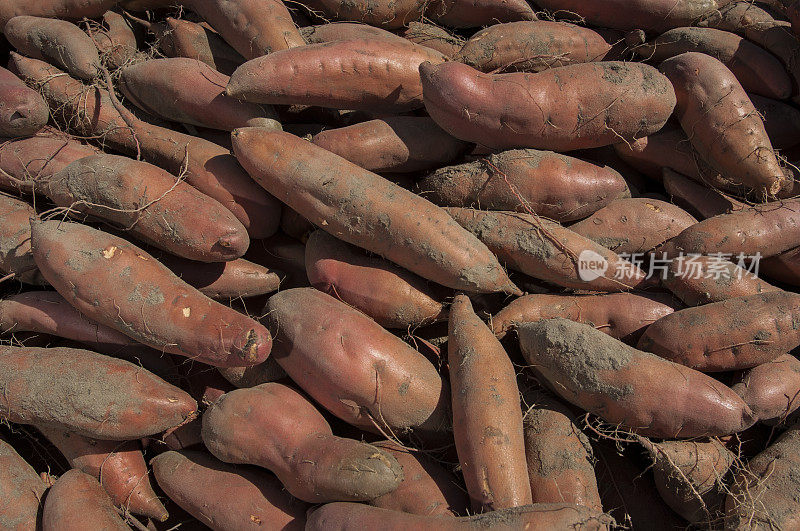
[2,0,800,528]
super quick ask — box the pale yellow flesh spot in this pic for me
[102,246,117,259]
[182,307,191,318]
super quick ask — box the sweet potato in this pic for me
[201,382,403,502]
[0,437,46,531]
[152,450,308,530]
[30,220,272,367]
[401,22,463,57]
[726,427,800,529]
[42,469,128,531]
[731,354,800,425]
[519,318,755,438]
[306,502,612,530]
[305,230,445,329]
[448,294,531,511]
[761,245,800,286]
[227,39,446,112]
[88,11,138,70]
[232,128,517,294]
[421,61,675,152]
[0,194,44,285]
[455,21,611,73]
[302,0,427,29]
[370,441,469,516]
[417,149,629,223]
[660,52,785,197]
[569,198,697,255]
[493,292,679,343]
[185,0,304,60]
[428,0,537,28]
[300,22,408,45]
[156,254,282,299]
[0,0,116,31]
[637,291,800,372]
[636,27,792,100]
[264,288,450,439]
[8,53,281,238]
[521,388,602,511]
[446,208,649,292]
[640,437,734,524]
[119,58,277,132]
[0,345,197,439]
[311,116,470,174]
[37,426,167,521]
[661,167,743,220]
[0,66,48,138]
[42,154,250,262]
[662,254,780,306]
[5,16,101,80]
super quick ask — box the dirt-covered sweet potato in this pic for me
[401,22,464,57]
[519,318,755,438]
[448,294,531,511]
[300,22,408,44]
[660,52,786,196]
[455,21,610,73]
[0,437,46,531]
[201,382,403,503]
[417,149,629,222]
[227,39,446,112]
[0,345,197,440]
[0,194,45,285]
[232,128,517,294]
[87,11,138,70]
[152,450,308,530]
[305,230,446,329]
[493,292,679,343]
[0,0,117,31]
[421,61,675,152]
[265,288,450,440]
[428,0,537,28]
[302,0,427,29]
[311,116,470,174]
[42,470,128,531]
[446,208,649,292]
[0,66,48,138]
[731,354,800,425]
[30,220,272,367]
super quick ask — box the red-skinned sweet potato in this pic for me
[421,61,675,152]
[0,0,116,31]
[201,382,404,503]
[0,66,48,138]
[42,470,128,531]
[156,254,282,300]
[732,354,800,425]
[661,167,744,220]
[227,39,446,112]
[417,149,629,222]
[0,437,47,531]
[300,0,427,29]
[232,128,518,294]
[448,294,531,511]
[0,345,197,440]
[428,0,537,28]
[264,288,450,440]
[305,230,446,329]
[401,22,464,57]
[519,318,755,438]
[152,450,308,530]
[0,194,44,285]
[300,22,408,44]
[30,220,272,367]
[88,11,138,70]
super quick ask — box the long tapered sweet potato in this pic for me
[521,387,602,511]
[42,470,128,531]
[569,198,697,255]
[264,288,450,439]
[0,194,45,285]
[8,53,280,238]
[301,0,427,29]
[311,116,470,174]
[202,382,403,502]
[152,450,308,530]
[5,16,101,80]
[305,230,445,329]
[401,22,464,57]
[30,220,272,367]
[300,22,409,45]
[613,122,708,183]
[417,149,629,222]
[156,254,282,300]
[519,318,755,438]
[37,426,167,521]
[455,21,610,73]
[0,66,48,138]
[421,61,675,151]
[446,208,648,292]
[493,292,679,343]
[232,128,517,294]
[448,294,531,512]
[660,52,786,196]
[185,0,304,59]
[638,292,800,372]
[0,437,46,531]
[119,58,277,132]
[661,167,743,220]
[429,0,537,28]
[732,354,800,425]
[227,39,446,112]
[0,345,196,439]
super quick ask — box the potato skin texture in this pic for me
[429,0,537,29]
[30,220,271,367]
[301,22,409,45]
[420,61,675,151]
[0,438,46,531]
[519,318,755,438]
[42,470,129,531]
[0,66,48,137]
[732,354,800,425]
[301,0,428,29]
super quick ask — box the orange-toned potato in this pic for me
[428,0,536,28]
[732,354,800,425]
[0,194,45,285]
[0,66,48,138]
[42,470,128,531]
[401,22,464,57]
[519,318,755,438]
[0,437,47,531]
